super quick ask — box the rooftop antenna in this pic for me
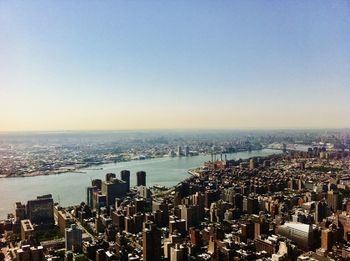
[58,195,61,205]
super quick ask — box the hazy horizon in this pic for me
[1,127,349,136]
[1,1,349,131]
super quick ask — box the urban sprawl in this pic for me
[1,130,350,261]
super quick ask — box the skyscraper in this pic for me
[87,186,97,209]
[20,219,34,241]
[170,244,188,261]
[177,146,182,157]
[136,171,146,187]
[65,224,82,252]
[106,173,116,182]
[315,201,328,224]
[101,174,128,206]
[327,190,342,212]
[120,170,130,192]
[15,202,26,221]
[184,146,190,157]
[142,222,161,261]
[26,194,54,225]
[277,222,317,251]
[321,228,336,252]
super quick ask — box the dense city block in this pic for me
[1,130,350,261]
[0,130,347,177]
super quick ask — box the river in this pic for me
[0,149,280,218]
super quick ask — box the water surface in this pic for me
[0,149,279,218]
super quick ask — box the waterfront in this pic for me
[0,149,279,218]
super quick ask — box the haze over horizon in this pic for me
[1,1,349,132]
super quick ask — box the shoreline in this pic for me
[0,149,281,218]
[0,148,268,179]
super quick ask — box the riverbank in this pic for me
[0,149,262,178]
[0,149,281,218]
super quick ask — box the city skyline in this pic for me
[1,1,349,131]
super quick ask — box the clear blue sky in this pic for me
[1,1,349,131]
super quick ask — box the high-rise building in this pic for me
[170,244,187,261]
[101,174,128,206]
[209,203,219,223]
[205,190,219,209]
[179,205,199,230]
[15,202,26,221]
[254,220,270,239]
[184,146,190,157]
[135,198,146,213]
[120,170,130,192]
[106,173,116,182]
[327,190,342,212]
[255,236,278,256]
[233,193,243,211]
[321,228,336,252]
[92,179,102,190]
[243,196,259,214]
[177,146,182,157]
[92,193,107,209]
[249,159,256,170]
[190,227,201,246]
[136,171,146,187]
[138,185,151,199]
[20,219,34,241]
[142,222,162,261]
[152,200,169,227]
[164,234,183,260]
[241,220,254,242]
[16,245,31,261]
[86,186,96,209]
[192,192,205,221]
[124,216,135,234]
[134,212,144,233]
[112,210,125,231]
[96,249,106,261]
[26,194,54,225]
[277,222,318,251]
[169,219,186,236]
[282,143,287,153]
[65,224,83,252]
[16,245,44,261]
[315,201,328,224]
[57,208,74,234]
[30,246,44,261]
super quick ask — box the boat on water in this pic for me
[152,184,168,191]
